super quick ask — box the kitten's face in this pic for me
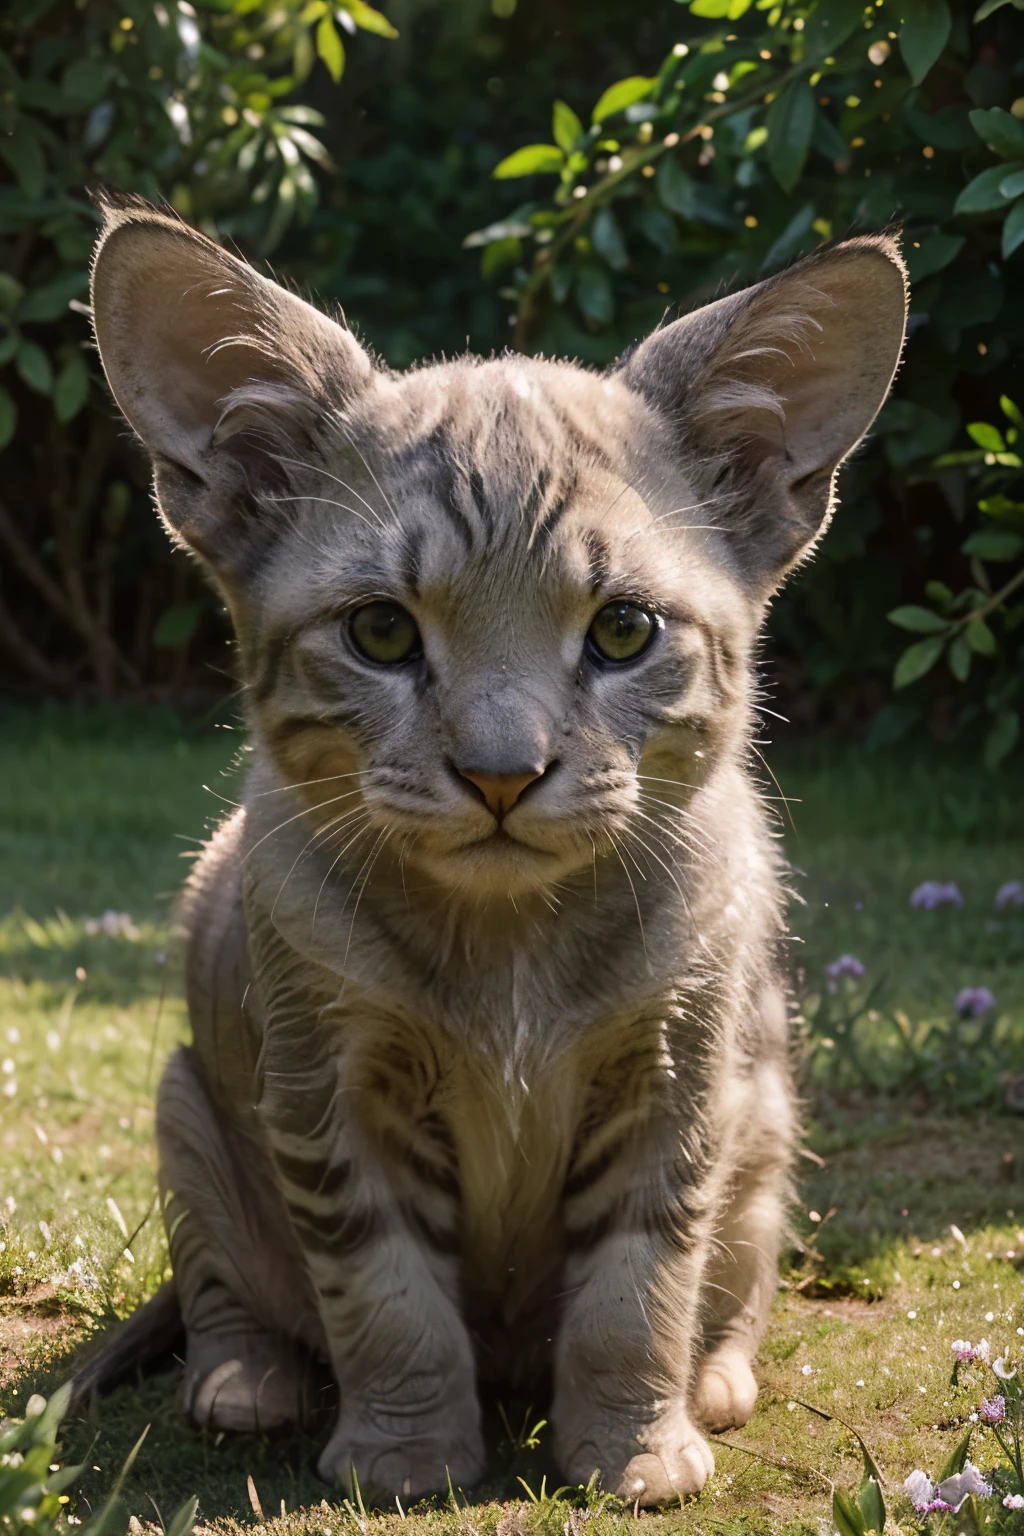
[246,362,751,897]
[90,204,907,902]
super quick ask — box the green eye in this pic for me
[587,600,658,663]
[349,601,422,665]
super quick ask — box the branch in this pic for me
[0,590,72,692]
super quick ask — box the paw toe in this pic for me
[616,1437,714,1506]
[695,1352,758,1432]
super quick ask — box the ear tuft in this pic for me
[90,195,374,573]
[617,234,908,586]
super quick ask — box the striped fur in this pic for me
[87,197,907,1503]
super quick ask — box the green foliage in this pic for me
[469,0,1024,762]
[0,0,393,694]
[0,1383,196,1536]
[887,395,1024,769]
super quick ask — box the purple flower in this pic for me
[826,953,865,993]
[980,1394,1006,1424]
[911,881,964,911]
[996,880,1024,911]
[956,986,996,1018]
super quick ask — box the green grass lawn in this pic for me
[1,704,1024,1536]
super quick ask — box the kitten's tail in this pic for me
[72,1280,184,1402]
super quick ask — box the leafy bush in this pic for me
[471,0,1024,759]
[2,0,1023,755]
[0,0,391,693]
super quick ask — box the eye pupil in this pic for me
[350,601,422,664]
[588,601,656,663]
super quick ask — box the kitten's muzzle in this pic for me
[454,762,554,821]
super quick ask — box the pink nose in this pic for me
[459,769,543,820]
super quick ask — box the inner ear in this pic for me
[617,236,908,587]
[90,194,373,568]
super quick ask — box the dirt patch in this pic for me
[0,1284,89,1393]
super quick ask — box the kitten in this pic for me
[82,192,906,1504]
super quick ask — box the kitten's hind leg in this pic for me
[694,1059,795,1433]
[158,1046,328,1432]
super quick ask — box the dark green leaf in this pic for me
[552,100,583,154]
[1000,168,1024,198]
[899,0,952,84]
[493,144,565,179]
[1002,195,1024,258]
[0,388,15,453]
[969,106,1024,158]
[866,702,920,748]
[0,122,46,200]
[0,274,24,314]
[893,635,945,688]
[575,262,614,326]
[315,15,345,81]
[656,154,693,215]
[803,0,865,57]
[947,634,972,681]
[261,172,297,253]
[937,1429,974,1482]
[766,81,815,193]
[637,204,677,253]
[962,528,1024,560]
[954,162,1024,212]
[53,354,89,423]
[812,109,850,166]
[591,77,656,125]
[966,617,997,654]
[480,236,521,280]
[985,708,1020,768]
[888,605,949,634]
[17,270,89,324]
[590,207,629,271]
[858,1476,885,1536]
[833,1488,867,1536]
[16,339,53,396]
[62,59,116,107]
[153,602,203,649]
[761,203,815,270]
[905,233,964,282]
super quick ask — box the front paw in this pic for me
[694,1346,758,1432]
[559,1405,715,1507]
[317,1397,484,1498]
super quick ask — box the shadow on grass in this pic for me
[2,1114,1022,1528]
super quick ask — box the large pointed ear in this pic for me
[617,235,907,588]
[90,193,374,574]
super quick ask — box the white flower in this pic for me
[905,1464,992,1514]
[1004,1493,1024,1509]
[937,1462,992,1509]
[993,1354,1018,1379]
[904,1470,935,1511]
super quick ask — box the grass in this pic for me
[1,703,1023,1535]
